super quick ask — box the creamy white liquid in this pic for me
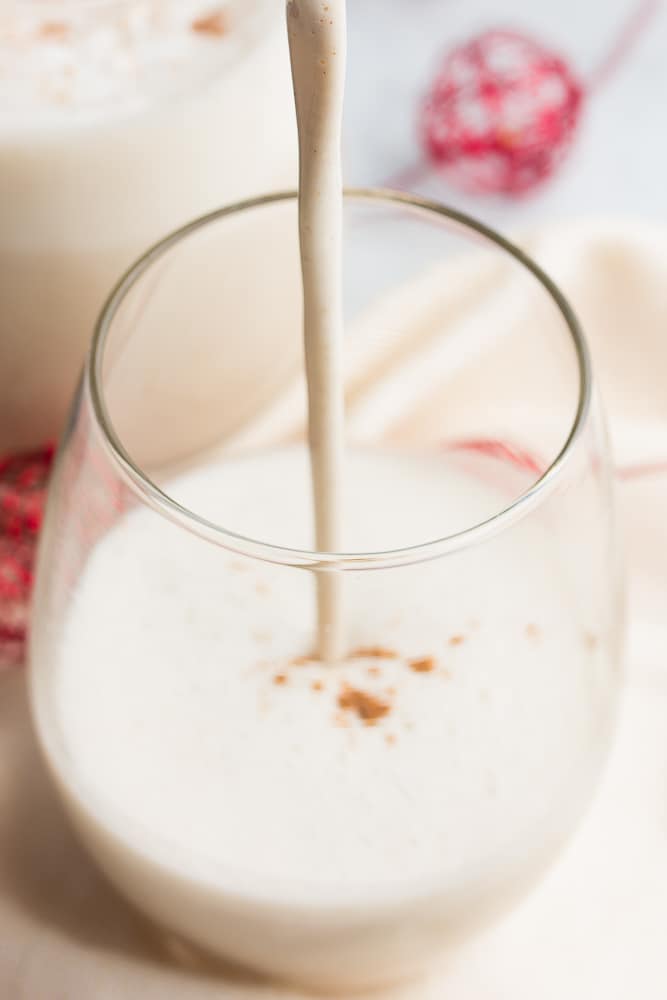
[287,0,347,661]
[34,447,616,990]
[0,0,297,451]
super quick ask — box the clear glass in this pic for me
[29,191,623,993]
[0,0,296,452]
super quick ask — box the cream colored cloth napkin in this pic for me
[2,217,666,999]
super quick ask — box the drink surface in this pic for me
[41,446,612,903]
[0,1,268,126]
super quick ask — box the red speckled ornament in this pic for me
[0,444,54,667]
[420,30,584,196]
[384,0,658,197]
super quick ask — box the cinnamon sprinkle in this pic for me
[311,680,324,692]
[583,632,599,651]
[448,635,465,647]
[273,673,288,686]
[367,665,382,678]
[338,684,391,724]
[290,655,313,667]
[350,646,398,660]
[192,9,228,36]
[409,656,436,674]
[39,22,69,40]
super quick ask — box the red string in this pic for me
[589,0,661,90]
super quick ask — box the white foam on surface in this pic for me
[0,1,265,124]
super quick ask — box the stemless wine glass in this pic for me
[29,191,623,993]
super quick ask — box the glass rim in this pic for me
[87,188,592,571]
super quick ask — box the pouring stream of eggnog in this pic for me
[286,0,347,662]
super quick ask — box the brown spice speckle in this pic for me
[338,685,391,724]
[385,733,397,746]
[39,22,69,40]
[350,646,398,660]
[367,665,382,678]
[290,654,313,667]
[409,656,436,674]
[311,680,324,693]
[449,635,465,647]
[273,673,288,686]
[192,9,228,36]
[583,632,599,651]
[525,623,541,640]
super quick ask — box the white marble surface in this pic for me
[345,0,666,231]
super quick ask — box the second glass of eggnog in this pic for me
[29,191,623,992]
[0,0,296,452]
